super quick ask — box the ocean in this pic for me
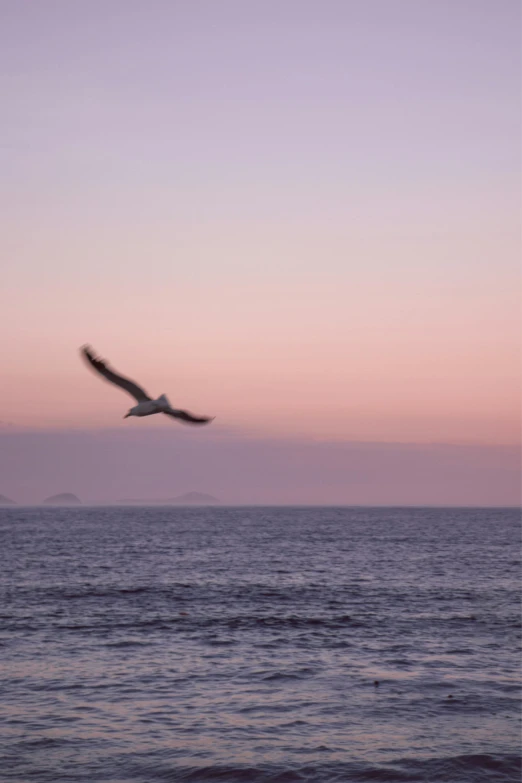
[0,506,520,782]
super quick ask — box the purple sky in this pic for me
[1,1,520,504]
[0,428,519,506]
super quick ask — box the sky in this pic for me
[1,1,520,504]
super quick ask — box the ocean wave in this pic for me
[47,613,363,634]
[140,754,522,783]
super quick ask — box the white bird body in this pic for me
[81,347,213,426]
[127,394,172,417]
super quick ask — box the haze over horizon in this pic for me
[0,427,519,507]
[1,1,520,505]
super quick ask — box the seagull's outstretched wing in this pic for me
[163,409,214,425]
[81,346,151,403]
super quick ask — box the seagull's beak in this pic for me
[123,412,131,419]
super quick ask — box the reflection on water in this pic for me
[0,506,520,781]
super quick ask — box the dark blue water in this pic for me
[0,506,520,782]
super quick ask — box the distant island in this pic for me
[43,493,82,505]
[0,494,15,505]
[120,492,220,506]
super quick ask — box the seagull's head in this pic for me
[124,404,142,418]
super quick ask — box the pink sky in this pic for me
[0,1,520,503]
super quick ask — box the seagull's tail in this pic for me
[156,394,171,410]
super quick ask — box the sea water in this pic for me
[0,506,520,782]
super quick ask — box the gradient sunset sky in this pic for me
[1,1,520,503]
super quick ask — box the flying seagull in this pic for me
[80,346,214,425]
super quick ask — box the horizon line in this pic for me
[1,502,520,510]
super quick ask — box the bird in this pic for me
[80,345,214,425]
